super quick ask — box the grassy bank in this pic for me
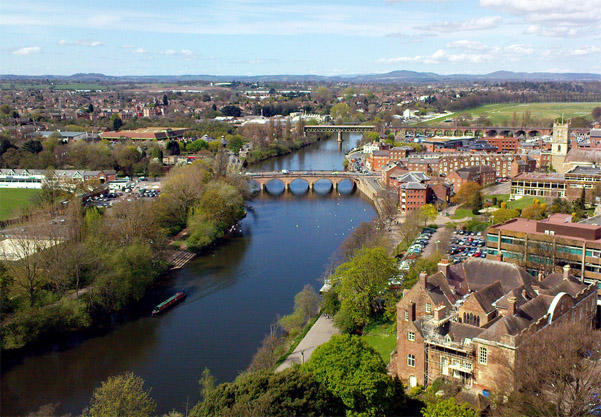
[361,321,396,362]
[417,102,601,126]
[0,188,41,220]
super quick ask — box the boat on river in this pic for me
[152,291,186,316]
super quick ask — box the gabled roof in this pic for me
[473,281,505,314]
[448,258,534,294]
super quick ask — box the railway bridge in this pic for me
[304,125,375,142]
[391,125,590,137]
[246,170,377,193]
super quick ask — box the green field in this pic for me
[361,321,396,362]
[418,102,601,126]
[489,194,541,209]
[0,189,40,220]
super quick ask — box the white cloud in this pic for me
[132,48,147,54]
[164,49,193,56]
[12,46,40,55]
[58,39,102,47]
[504,44,534,56]
[417,16,501,33]
[481,0,601,37]
[446,40,492,51]
[569,45,601,56]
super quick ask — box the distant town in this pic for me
[1,76,601,417]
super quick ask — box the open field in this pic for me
[0,189,40,220]
[0,82,105,90]
[416,102,601,126]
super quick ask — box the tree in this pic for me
[471,191,483,215]
[190,369,345,417]
[199,368,216,401]
[166,140,180,156]
[419,204,438,226]
[421,398,479,417]
[452,182,481,206]
[312,86,332,104]
[112,116,123,131]
[86,103,94,113]
[162,94,169,106]
[333,246,396,332]
[593,106,601,120]
[84,372,156,417]
[491,208,520,224]
[305,334,408,416]
[521,199,547,219]
[220,105,242,117]
[225,134,245,154]
[497,321,601,417]
[22,140,43,154]
[330,103,351,122]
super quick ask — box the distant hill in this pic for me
[2,70,601,84]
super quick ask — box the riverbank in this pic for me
[242,134,328,166]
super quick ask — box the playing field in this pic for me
[418,102,601,126]
[0,189,40,220]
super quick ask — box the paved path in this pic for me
[276,315,339,372]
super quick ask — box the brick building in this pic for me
[396,172,451,214]
[400,153,516,178]
[482,136,519,153]
[394,258,598,392]
[447,165,496,192]
[509,156,537,178]
[366,150,391,171]
[487,213,601,286]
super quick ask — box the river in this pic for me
[0,133,376,416]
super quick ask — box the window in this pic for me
[425,303,431,313]
[407,354,415,367]
[404,310,409,321]
[479,347,488,365]
[408,331,415,341]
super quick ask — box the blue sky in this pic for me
[1,0,601,75]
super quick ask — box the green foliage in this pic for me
[491,208,520,224]
[112,116,123,131]
[84,372,156,417]
[305,334,408,416]
[220,105,242,117]
[225,134,245,154]
[421,397,479,417]
[463,220,489,232]
[333,247,396,333]
[22,140,43,154]
[420,204,438,225]
[471,191,483,215]
[166,140,181,155]
[191,369,345,417]
[404,255,440,289]
[186,139,209,153]
[199,368,216,401]
[92,242,159,311]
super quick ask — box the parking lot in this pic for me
[446,229,487,263]
[390,227,437,287]
[84,179,161,208]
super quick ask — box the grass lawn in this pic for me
[417,102,601,126]
[0,188,40,220]
[451,208,474,219]
[362,321,397,363]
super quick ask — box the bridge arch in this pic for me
[464,130,473,137]
[486,129,498,137]
[454,130,463,137]
[288,178,312,194]
[515,130,526,138]
[335,178,357,194]
[474,130,483,137]
[500,130,512,137]
[434,129,443,136]
[443,130,453,136]
[528,130,540,137]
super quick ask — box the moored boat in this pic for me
[152,291,186,316]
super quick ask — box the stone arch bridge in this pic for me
[392,125,589,138]
[246,171,376,194]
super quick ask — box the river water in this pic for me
[1,134,375,416]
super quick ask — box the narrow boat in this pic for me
[152,291,186,316]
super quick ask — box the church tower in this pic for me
[551,120,569,173]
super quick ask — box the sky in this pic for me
[1,0,601,76]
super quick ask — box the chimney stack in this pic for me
[438,259,450,277]
[496,252,503,262]
[563,264,571,280]
[508,296,517,316]
[537,270,544,282]
[420,271,428,289]
[434,305,446,321]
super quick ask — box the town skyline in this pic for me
[2,0,601,76]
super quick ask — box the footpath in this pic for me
[275,315,339,372]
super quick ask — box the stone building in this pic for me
[393,258,598,394]
[447,165,496,192]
